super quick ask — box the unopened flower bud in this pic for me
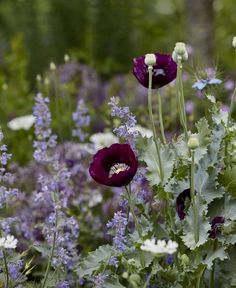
[50,62,56,70]
[36,74,42,82]
[175,42,186,55]
[181,254,190,266]
[188,134,199,150]
[232,36,236,48]
[122,272,129,279]
[2,83,8,90]
[144,53,156,66]
[64,54,70,62]
[129,274,141,284]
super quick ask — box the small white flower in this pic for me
[7,115,35,131]
[4,235,18,249]
[50,62,56,70]
[88,192,103,207]
[90,132,119,151]
[0,235,18,249]
[141,238,178,255]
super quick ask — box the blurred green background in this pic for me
[0,0,235,163]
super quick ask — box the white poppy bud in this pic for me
[50,62,56,70]
[232,36,236,48]
[36,74,42,82]
[174,42,186,55]
[44,78,50,85]
[144,53,156,66]
[64,54,70,62]
[188,134,199,150]
[2,83,8,90]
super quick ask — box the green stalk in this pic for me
[41,206,58,288]
[209,261,215,288]
[3,249,9,288]
[157,89,167,144]
[176,59,188,141]
[196,267,206,288]
[190,150,199,243]
[148,66,164,183]
[227,84,236,128]
[125,185,145,267]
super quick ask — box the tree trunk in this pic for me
[186,0,215,67]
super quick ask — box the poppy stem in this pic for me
[157,89,167,144]
[176,59,188,141]
[148,66,164,183]
[190,150,199,243]
[125,184,145,267]
[3,249,9,288]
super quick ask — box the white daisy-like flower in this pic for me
[90,132,119,151]
[141,238,178,255]
[3,235,18,249]
[7,115,35,131]
[0,235,18,249]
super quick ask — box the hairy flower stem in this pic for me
[157,89,167,144]
[125,185,145,267]
[3,250,9,288]
[41,198,58,288]
[148,66,164,183]
[196,267,206,288]
[176,59,188,141]
[190,150,199,243]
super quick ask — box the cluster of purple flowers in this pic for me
[72,99,90,141]
[107,210,128,251]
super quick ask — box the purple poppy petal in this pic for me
[176,189,191,220]
[208,216,224,239]
[133,52,177,89]
[89,143,138,187]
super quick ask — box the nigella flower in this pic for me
[176,189,191,220]
[89,143,138,187]
[133,52,177,88]
[208,216,225,239]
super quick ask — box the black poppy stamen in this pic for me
[109,163,130,178]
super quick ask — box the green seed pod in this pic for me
[122,272,129,279]
[188,134,199,150]
[181,253,190,266]
[144,53,156,66]
[129,274,141,284]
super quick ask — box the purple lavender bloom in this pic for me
[221,105,230,112]
[109,256,119,268]
[208,216,225,239]
[107,211,128,251]
[72,99,90,141]
[93,273,108,288]
[176,189,191,220]
[57,281,70,288]
[133,52,177,88]
[8,260,24,280]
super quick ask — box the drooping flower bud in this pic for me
[232,36,236,48]
[64,54,70,62]
[36,74,42,82]
[2,83,8,91]
[144,53,156,66]
[49,62,56,70]
[187,134,199,150]
[181,254,190,266]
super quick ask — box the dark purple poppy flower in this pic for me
[133,53,177,89]
[208,216,225,239]
[176,189,191,220]
[89,143,138,187]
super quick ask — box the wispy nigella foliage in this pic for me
[0,128,20,208]
[33,93,57,163]
[108,97,137,147]
[72,99,90,141]
[107,210,127,251]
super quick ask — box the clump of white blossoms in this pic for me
[141,239,178,255]
[90,132,119,151]
[0,235,18,249]
[7,115,35,131]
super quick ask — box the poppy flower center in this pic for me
[153,68,166,77]
[109,163,130,178]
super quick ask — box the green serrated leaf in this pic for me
[219,166,236,198]
[181,198,211,250]
[203,247,228,269]
[141,138,175,186]
[77,245,114,277]
[103,275,125,288]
